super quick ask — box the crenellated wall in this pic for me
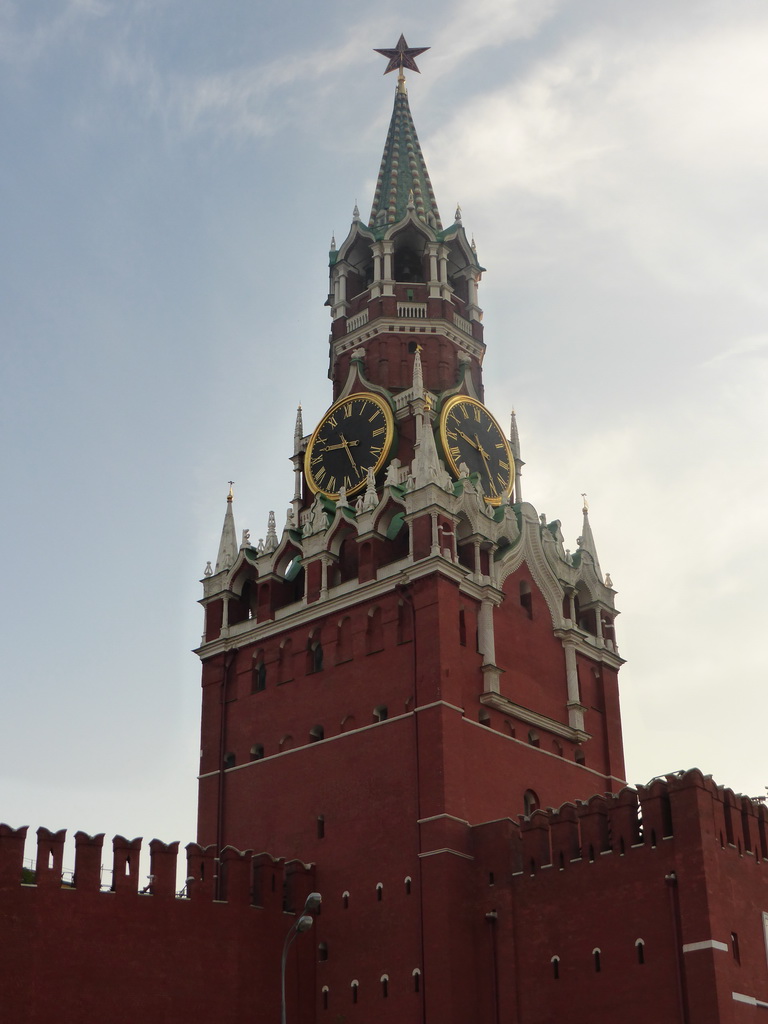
[0,823,316,1024]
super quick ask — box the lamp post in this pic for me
[281,891,322,1024]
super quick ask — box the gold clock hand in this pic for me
[455,428,480,450]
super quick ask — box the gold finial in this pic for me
[228,481,235,502]
[581,492,588,511]
[424,393,432,411]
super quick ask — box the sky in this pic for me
[2,0,767,881]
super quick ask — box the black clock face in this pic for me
[305,392,395,499]
[438,396,515,505]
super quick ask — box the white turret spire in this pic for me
[214,483,238,573]
[576,495,602,578]
[510,409,524,504]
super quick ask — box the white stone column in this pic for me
[382,242,395,296]
[371,244,383,298]
[563,639,586,731]
[478,598,501,693]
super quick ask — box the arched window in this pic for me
[335,616,353,663]
[459,608,467,646]
[322,986,329,1010]
[307,630,323,674]
[340,714,356,732]
[635,938,645,965]
[318,942,328,962]
[479,709,491,727]
[376,882,383,902]
[593,948,601,973]
[551,955,560,980]
[397,600,413,644]
[524,790,540,815]
[279,734,294,752]
[404,876,412,895]
[575,747,585,766]
[366,606,384,654]
[310,725,325,743]
[380,975,389,998]
[250,744,264,761]
[373,705,388,723]
[278,638,293,684]
[528,729,540,748]
[342,890,349,909]
[351,981,359,1004]
[519,580,533,619]
[731,932,740,964]
[223,752,236,769]
[412,968,421,993]
[317,815,325,839]
[251,652,267,693]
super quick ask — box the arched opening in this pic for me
[528,729,540,748]
[278,638,294,684]
[593,948,601,973]
[376,882,383,902]
[310,725,325,743]
[279,734,294,752]
[318,942,328,962]
[397,600,413,644]
[366,606,384,654]
[223,752,236,769]
[251,652,266,693]
[342,890,349,909]
[380,975,389,998]
[519,580,533,619]
[552,956,560,980]
[373,705,388,723]
[636,938,645,965]
[479,709,491,727]
[575,747,586,766]
[413,968,421,993]
[307,629,323,674]
[335,616,353,664]
[322,986,329,1010]
[404,876,412,895]
[250,744,264,761]
[523,790,540,816]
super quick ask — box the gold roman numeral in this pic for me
[449,445,460,458]
[372,426,385,437]
[327,414,337,428]
[315,466,326,482]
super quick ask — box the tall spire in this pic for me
[369,37,441,232]
[214,483,238,573]
[576,495,602,578]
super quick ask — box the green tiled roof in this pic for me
[368,84,442,233]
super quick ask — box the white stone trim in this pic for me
[682,940,729,953]
[417,813,470,826]
[418,848,474,861]
[479,691,590,743]
[732,992,768,1008]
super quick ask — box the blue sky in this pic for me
[2,0,767,878]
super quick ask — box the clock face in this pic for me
[305,392,395,500]
[438,396,515,505]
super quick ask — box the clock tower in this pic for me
[196,38,625,1023]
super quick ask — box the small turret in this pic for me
[214,483,238,573]
[576,496,602,579]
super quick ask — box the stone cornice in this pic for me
[553,627,625,668]
[479,691,591,744]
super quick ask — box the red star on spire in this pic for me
[374,34,430,75]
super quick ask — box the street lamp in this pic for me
[281,891,322,1024]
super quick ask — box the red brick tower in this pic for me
[196,41,625,1023]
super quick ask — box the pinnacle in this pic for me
[368,85,442,233]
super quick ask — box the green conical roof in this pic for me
[368,79,442,233]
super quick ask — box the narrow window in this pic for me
[488,871,495,886]
[593,949,601,973]
[413,969,421,993]
[307,630,324,674]
[317,815,325,839]
[374,705,388,723]
[397,600,413,644]
[351,982,358,1004]
[250,744,264,761]
[251,655,266,693]
[322,987,329,1010]
[376,882,383,901]
[523,790,540,816]
[731,932,740,964]
[223,752,236,769]
[381,975,389,998]
[459,608,467,646]
[528,730,540,748]
[479,709,491,727]
[552,956,560,980]
[278,638,293,684]
[366,607,384,654]
[310,725,324,743]
[519,580,533,618]
[636,939,645,965]
[335,616,352,663]
[404,876,412,895]
[575,747,585,766]
[342,890,350,909]
[318,942,328,962]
